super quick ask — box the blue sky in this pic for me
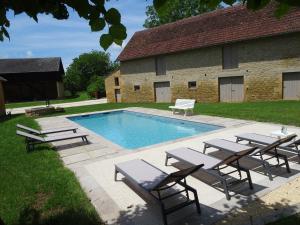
[0,0,151,69]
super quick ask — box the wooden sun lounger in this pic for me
[165,147,256,200]
[16,130,88,151]
[17,123,78,135]
[115,159,203,225]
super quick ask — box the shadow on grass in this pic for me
[11,206,102,225]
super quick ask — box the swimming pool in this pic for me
[68,110,222,150]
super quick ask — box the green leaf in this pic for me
[114,39,123,46]
[247,0,271,10]
[2,27,9,40]
[153,0,168,10]
[89,18,105,31]
[0,31,3,42]
[207,0,222,8]
[223,0,235,6]
[100,34,113,50]
[105,8,121,25]
[275,3,290,18]
[109,24,127,40]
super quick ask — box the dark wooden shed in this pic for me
[0,57,65,102]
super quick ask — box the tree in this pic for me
[144,0,222,28]
[86,75,105,98]
[64,51,118,95]
[0,1,299,49]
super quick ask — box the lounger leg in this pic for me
[222,180,230,200]
[283,155,291,173]
[114,169,119,181]
[183,178,190,200]
[160,204,168,225]
[192,189,201,214]
[203,144,208,154]
[165,155,170,166]
[246,169,253,190]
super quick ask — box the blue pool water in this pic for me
[68,111,222,150]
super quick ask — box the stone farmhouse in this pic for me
[106,4,300,103]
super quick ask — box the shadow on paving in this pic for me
[208,150,300,179]
[217,196,299,225]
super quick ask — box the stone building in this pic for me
[106,4,300,103]
[0,57,65,102]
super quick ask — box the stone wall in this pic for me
[118,33,300,103]
[105,70,121,103]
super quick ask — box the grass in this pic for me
[267,213,300,225]
[5,92,90,109]
[47,100,300,127]
[0,115,101,225]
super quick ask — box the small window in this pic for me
[155,56,166,76]
[188,81,197,89]
[114,77,119,86]
[222,45,238,69]
[134,85,140,91]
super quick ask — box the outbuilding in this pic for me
[116,3,300,103]
[0,57,65,102]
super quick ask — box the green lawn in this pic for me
[48,100,300,127]
[0,115,101,225]
[5,92,90,109]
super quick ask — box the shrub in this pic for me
[87,76,105,98]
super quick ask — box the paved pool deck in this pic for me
[36,107,300,225]
[7,98,107,115]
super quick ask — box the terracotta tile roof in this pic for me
[118,3,300,62]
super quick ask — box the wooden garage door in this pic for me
[154,82,171,102]
[219,76,244,102]
[283,72,300,100]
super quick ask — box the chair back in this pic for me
[152,164,204,190]
[175,99,195,108]
[215,147,257,168]
[260,134,297,154]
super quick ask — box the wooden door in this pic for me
[154,82,171,102]
[115,89,121,102]
[219,76,244,102]
[283,72,300,100]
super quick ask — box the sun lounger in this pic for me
[169,99,195,116]
[115,159,203,225]
[17,123,78,135]
[17,130,88,151]
[203,139,278,180]
[235,133,299,157]
[165,147,256,200]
